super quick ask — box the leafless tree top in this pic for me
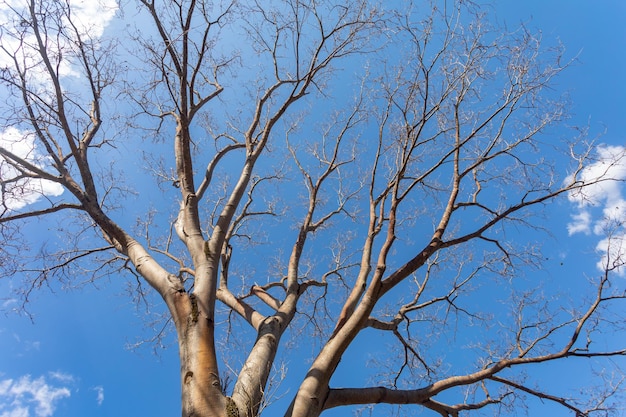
[1,1,625,416]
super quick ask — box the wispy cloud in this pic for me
[93,386,104,406]
[47,373,74,385]
[567,144,626,274]
[0,374,71,417]
[1,298,18,309]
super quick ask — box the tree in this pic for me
[1,1,625,416]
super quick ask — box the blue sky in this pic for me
[1,1,625,416]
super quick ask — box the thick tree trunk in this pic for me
[177,305,234,417]
[164,260,236,417]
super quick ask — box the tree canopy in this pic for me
[1,1,625,416]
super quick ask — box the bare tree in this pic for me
[1,1,624,417]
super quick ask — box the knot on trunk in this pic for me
[226,396,239,417]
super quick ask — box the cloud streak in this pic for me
[567,144,626,273]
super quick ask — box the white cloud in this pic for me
[0,379,12,394]
[47,373,73,385]
[0,127,64,212]
[567,210,592,235]
[0,375,71,417]
[70,0,118,38]
[1,298,18,309]
[567,144,626,274]
[93,386,104,406]
[0,406,29,417]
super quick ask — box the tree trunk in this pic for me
[166,275,236,417]
[177,306,235,417]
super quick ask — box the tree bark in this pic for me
[178,314,230,417]
[168,286,235,417]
